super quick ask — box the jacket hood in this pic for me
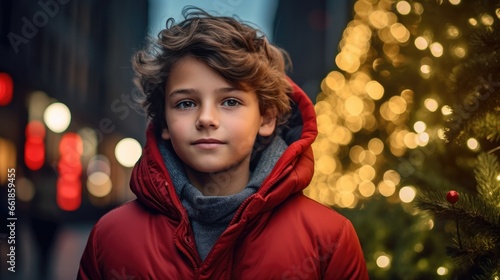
[130,78,318,222]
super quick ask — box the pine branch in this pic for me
[470,259,500,280]
[416,191,500,241]
[417,190,500,277]
[444,19,500,144]
[447,236,499,268]
[475,153,500,206]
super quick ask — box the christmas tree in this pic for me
[415,0,500,276]
[305,0,500,279]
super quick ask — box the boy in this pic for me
[78,6,368,279]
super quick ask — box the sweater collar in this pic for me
[159,136,287,225]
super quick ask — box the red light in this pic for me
[0,73,13,106]
[25,138,44,170]
[57,132,83,211]
[59,132,83,160]
[26,120,46,138]
[24,121,46,171]
[57,177,81,211]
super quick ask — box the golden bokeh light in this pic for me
[349,145,364,163]
[331,126,353,145]
[345,115,364,132]
[418,132,430,146]
[325,71,346,91]
[354,1,372,17]
[441,105,453,115]
[316,155,337,175]
[414,36,429,50]
[365,80,384,100]
[380,102,398,121]
[420,64,431,74]
[424,98,438,112]
[378,180,396,197]
[390,23,410,43]
[449,0,460,5]
[446,25,460,38]
[429,42,443,57]
[453,46,466,58]
[399,186,417,203]
[413,121,427,133]
[437,128,446,140]
[384,169,401,185]
[468,18,478,26]
[376,254,391,269]
[413,2,424,14]
[345,96,364,116]
[437,266,449,276]
[359,150,377,166]
[466,138,480,151]
[369,10,389,29]
[404,132,419,149]
[337,174,357,192]
[317,114,334,134]
[358,181,376,197]
[375,254,391,269]
[358,165,376,181]
[480,14,494,26]
[388,96,408,114]
[368,138,384,154]
[396,1,411,15]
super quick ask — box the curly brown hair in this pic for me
[131,6,293,133]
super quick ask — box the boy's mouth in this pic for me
[191,138,226,145]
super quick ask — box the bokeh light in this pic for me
[466,138,479,151]
[396,1,411,15]
[437,266,449,275]
[87,171,113,198]
[424,98,438,112]
[376,254,391,269]
[414,36,429,50]
[44,102,71,133]
[115,138,142,167]
[0,72,14,106]
[399,186,417,203]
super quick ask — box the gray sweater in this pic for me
[160,136,287,261]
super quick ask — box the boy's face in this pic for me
[162,56,276,175]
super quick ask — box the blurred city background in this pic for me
[1,0,499,279]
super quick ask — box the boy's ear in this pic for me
[258,107,277,137]
[161,128,171,140]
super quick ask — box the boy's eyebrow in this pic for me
[168,87,244,97]
[168,88,197,96]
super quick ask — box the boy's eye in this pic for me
[222,99,241,107]
[176,100,196,109]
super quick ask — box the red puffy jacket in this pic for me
[78,80,369,280]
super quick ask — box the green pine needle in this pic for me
[475,153,500,207]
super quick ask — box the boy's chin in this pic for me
[187,160,246,175]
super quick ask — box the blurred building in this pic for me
[273,0,351,100]
[0,1,148,279]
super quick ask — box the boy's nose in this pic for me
[196,106,219,129]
